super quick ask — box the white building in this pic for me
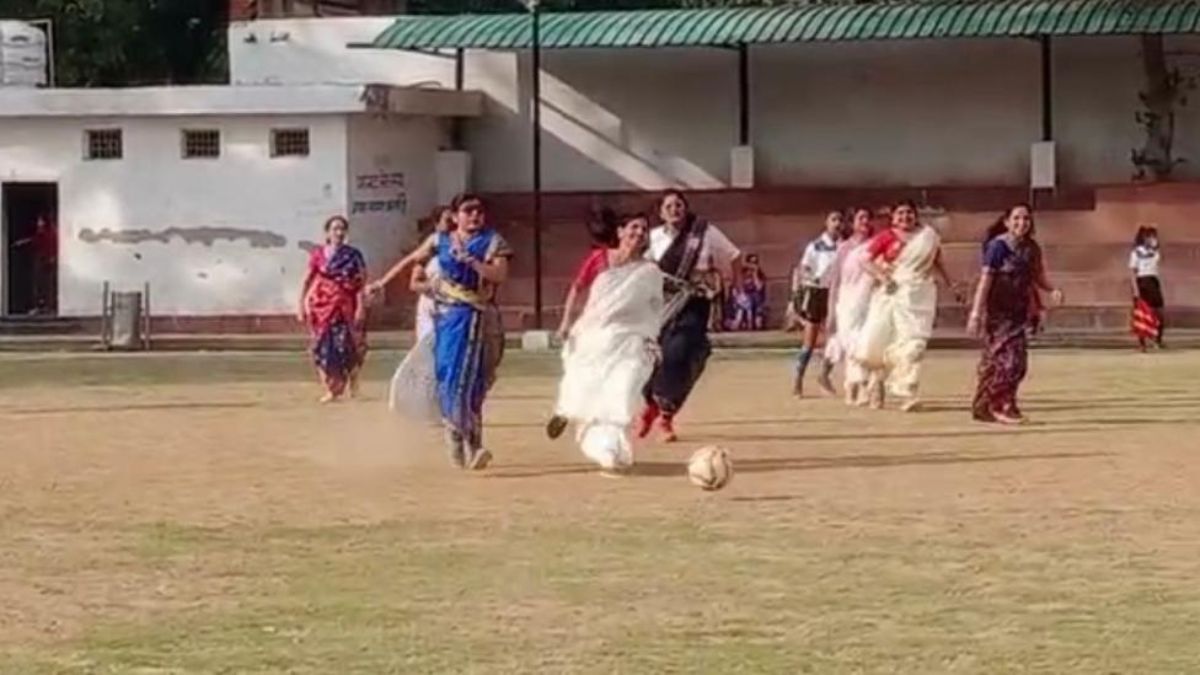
[0,81,478,318]
[4,3,1200,326]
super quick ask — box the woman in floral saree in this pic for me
[299,216,368,403]
[968,204,1062,424]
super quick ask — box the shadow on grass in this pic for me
[2,401,259,416]
[695,415,1199,444]
[487,450,1108,480]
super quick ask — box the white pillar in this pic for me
[731,145,755,189]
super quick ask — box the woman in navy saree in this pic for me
[968,204,1061,424]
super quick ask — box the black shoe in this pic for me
[545,414,568,440]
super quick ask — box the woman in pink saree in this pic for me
[823,207,876,406]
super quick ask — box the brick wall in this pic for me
[85,182,1195,334]
[484,183,1200,332]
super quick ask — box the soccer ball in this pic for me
[687,446,733,491]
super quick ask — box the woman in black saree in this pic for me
[638,190,742,442]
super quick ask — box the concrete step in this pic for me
[0,316,95,336]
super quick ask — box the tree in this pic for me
[1133,34,1195,181]
[4,0,226,87]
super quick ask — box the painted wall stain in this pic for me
[79,227,288,249]
[297,240,320,253]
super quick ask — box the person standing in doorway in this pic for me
[14,214,58,314]
[791,211,843,397]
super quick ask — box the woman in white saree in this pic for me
[823,207,877,406]
[852,200,958,412]
[554,213,663,473]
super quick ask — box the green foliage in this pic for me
[3,0,226,87]
[0,0,944,86]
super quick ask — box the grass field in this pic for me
[2,348,1200,674]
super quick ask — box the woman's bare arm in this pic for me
[967,269,993,336]
[297,267,316,322]
[371,235,436,291]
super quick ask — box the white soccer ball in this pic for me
[687,446,733,491]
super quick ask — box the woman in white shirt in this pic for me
[1130,225,1165,349]
[638,189,741,443]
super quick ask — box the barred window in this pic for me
[182,129,221,159]
[85,129,123,160]
[270,128,310,158]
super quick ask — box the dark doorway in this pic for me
[2,183,59,316]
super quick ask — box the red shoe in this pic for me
[636,403,659,439]
[659,414,678,443]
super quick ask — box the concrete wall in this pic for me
[345,114,446,278]
[486,184,1200,331]
[229,18,453,88]
[0,114,349,316]
[226,19,1200,191]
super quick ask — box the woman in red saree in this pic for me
[299,216,368,403]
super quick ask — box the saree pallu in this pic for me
[825,242,874,388]
[645,293,711,414]
[556,261,663,468]
[853,226,940,398]
[306,245,367,395]
[432,229,508,449]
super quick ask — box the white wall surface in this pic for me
[346,114,447,277]
[228,18,455,88]
[225,20,1200,190]
[0,114,348,316]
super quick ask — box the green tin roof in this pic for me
[363,1,1200,50]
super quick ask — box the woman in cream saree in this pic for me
[823,207,876,406]
[554,214,663,474]
[853,201,957,412]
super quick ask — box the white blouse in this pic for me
[798,233,840,289]
[1129,246,1161,278]
[647,223,741,275]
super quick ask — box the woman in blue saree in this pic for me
[434,194,511,469]
[373,193,511,469]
